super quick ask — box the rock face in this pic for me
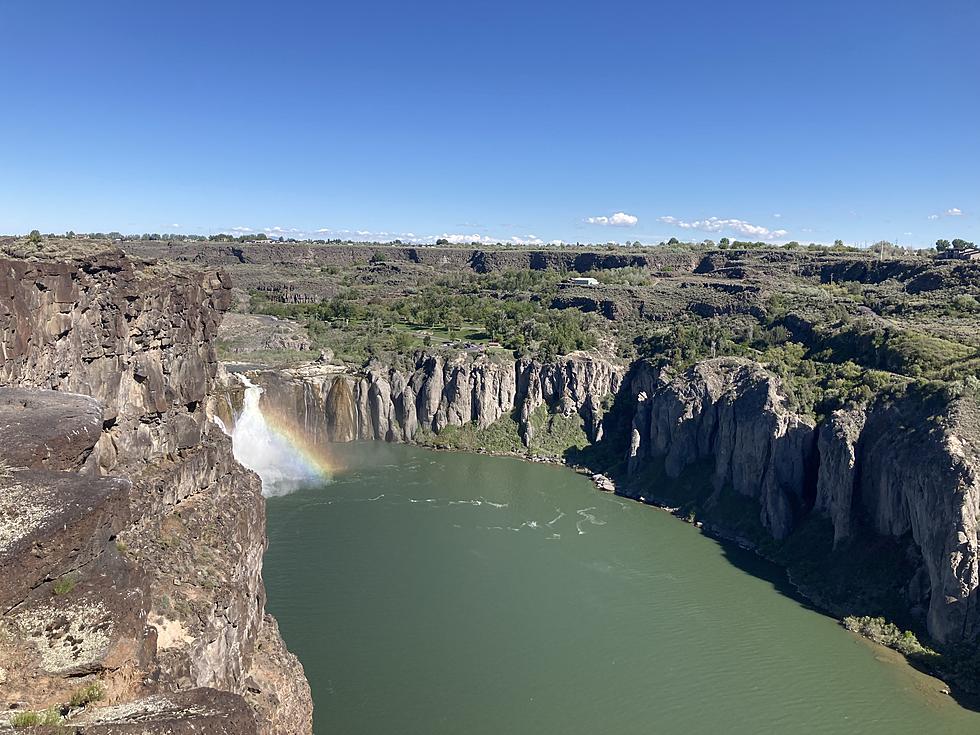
[625,357,980,647]
[626,358,816,540]
[812,408,866,546]
[245,352,623,452]
[70,689,259,734]
[0,249,312,733]
[817,396,980,646]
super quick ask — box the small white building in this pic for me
[569,276,599,287]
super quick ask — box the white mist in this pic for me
[227,374,324,496]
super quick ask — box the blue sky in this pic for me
[1,0,977,247]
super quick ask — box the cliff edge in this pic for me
[0,246,312,732]
[625,358,980,650]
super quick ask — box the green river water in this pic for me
[262,442,980,734]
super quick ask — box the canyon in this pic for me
[226,347,980,659]
[3,237,980,729]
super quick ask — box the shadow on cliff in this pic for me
[562,360,644,475]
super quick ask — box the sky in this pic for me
[0,0,977,247]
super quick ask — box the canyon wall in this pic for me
[243,346,980,651]
[247,352,623,450]
[125,240,699,274]
[0,248,312,732]
[624,357,980,646]
[625,358,816,541]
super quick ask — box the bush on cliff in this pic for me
[843,616,935,658]
[10,708,61,728]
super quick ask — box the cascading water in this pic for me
[226,374,330,497]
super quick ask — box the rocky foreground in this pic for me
[0,247,312,732]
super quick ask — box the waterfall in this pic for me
[227,373,330,497]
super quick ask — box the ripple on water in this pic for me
[262,443,980,735]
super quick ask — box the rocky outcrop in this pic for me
[813,407,866,546]
[69,689,259,734]
[626,358,816,539]
[624,357,980,648]
[0,248,311,733]
[243,352,623,453]
[816,396,980,646]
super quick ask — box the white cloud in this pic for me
[231,226,253,232]
[510,234,544,245]
[278,227,563,247]
[772,213,782,219]
[586,211,638,227]
[946,207,964,216]
[437,232,546,245]
[658,215,788,240]
[169,223,181,228]
[262,226,309,237]
[927,214,940,221]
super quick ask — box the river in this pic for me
[260,442,980,734]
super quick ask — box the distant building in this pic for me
[569,276,599,286]
[941,248,980,261]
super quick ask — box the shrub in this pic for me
[953,294,980,313]
[52,575,78,596]
[11,709,61,727]
[842,615,933,657]
[69,681,105,708]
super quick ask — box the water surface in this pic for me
[263,442,980,734]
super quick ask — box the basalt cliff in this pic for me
[624,358,980,648]
[235,353,622,450]
[235,349,980,659]
[0,247,312,733]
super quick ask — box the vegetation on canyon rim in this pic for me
[238,240,979,424]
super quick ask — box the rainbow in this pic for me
[229,374,339,495]
[259,401,340,478]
